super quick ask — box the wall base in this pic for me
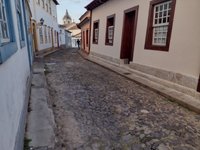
[89,51,200,100]
[79,51,200,113]
[14,71,32,150]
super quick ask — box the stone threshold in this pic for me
[78,50,200,114]
[35,47,61,58]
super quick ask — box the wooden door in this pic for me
[120,6,139,63]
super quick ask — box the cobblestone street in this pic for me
[44,49,200,150]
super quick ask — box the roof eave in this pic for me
[78,17,90,28]
[85,0,109,10]
[53,0,59,5]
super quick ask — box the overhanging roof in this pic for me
[78,17,90,28]
[65,30,72,33]
[85,0,109,10]
[79,11,89,21]
[53,0,59,5]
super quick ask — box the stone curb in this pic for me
[78,50,200,114]
[35,47,61,58]
[26,60,56,149]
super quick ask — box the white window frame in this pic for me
[108,25,114,44]
[44,25,47,43]
[94,28,98,43]
[0,0,10,43]
[39,26,43,44]
[152,1,171,46]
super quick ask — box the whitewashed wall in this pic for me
[30,0,60,50]
[90,0,200,80]
[0,0,31,150]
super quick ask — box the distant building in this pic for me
[65,23,81,48]
[62,9,81,48]
[58,24,72,49]
[65,30,72,48]
[59,24,67,47]
[0,0,33,149]
[29,0,60,53]
[86,0,200,99]
[63,10,72,24]
[78,11,91,53]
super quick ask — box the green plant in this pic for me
[24,137,32,150]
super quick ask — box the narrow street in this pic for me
[44,49,200,150]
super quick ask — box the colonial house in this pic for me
[78,11,91,54]
[86,0,200,101]
[0,0,33,150]
[29,0,60,53]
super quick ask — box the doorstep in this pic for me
[35,47,61,58]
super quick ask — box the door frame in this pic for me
[83,31,85,50]
[86,29,89,48]
[197,75,200,92]
[120,6,139,62]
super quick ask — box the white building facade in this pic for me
[29,0,60,52]
[86,0,200,99]
[0,0,33,150]
[59,25,67,47]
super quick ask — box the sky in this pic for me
[57,0,93,24]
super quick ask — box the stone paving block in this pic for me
[26,61,55,150]
[27,109,54,131]
[32,74,46,88]
[30,88,48,106]
[43,49,200,150]
[27,128,55,148]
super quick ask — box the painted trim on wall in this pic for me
[197,75,200,92]
[105,14,115,46]
[92,19,99,44]
[88,10,92,53]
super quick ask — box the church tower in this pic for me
[63,9,72,25]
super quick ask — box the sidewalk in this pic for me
[25,58,56,150]
[78,50,200,114]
